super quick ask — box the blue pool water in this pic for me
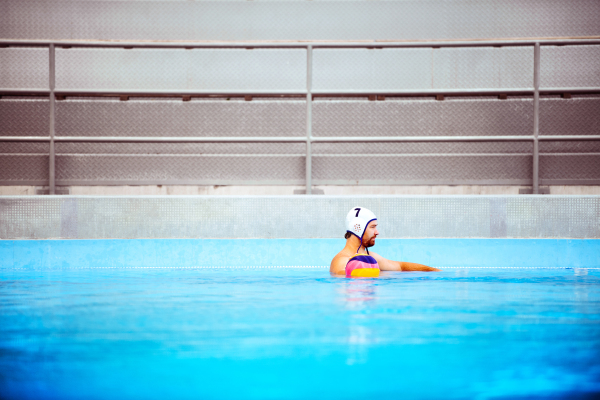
[1,263,599,399]
[2,238,599,269]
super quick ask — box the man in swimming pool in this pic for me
[330,207,441,276]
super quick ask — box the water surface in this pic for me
[1,267,599,399]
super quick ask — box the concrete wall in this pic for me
[1,195,599,239]
[2,195,599,268]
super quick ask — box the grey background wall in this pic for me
[2,0,600,42]
[1,0,599,188]
[1,195,599,239]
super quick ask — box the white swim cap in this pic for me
[346,207,377,240]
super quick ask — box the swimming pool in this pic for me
[1,261,599,399]
[1,195,599,398]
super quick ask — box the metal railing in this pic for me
[1,38,600,194]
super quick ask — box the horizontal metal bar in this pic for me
[54,180,306,186]
[3,88,600,98]
[3,135,600,143]
[47,179,600,187]
[316,38,600,48]
[52,154,304,158]
[0,89,352,97]
[0,180,49,186]
[55,89,307,96]
[0,136,308,143]
[1,38,600,49]
[539,152,600,156]
[312,88,533,96]
[0,89,308,97]
[0,153,52,156]
[538,135,600,141]
[2,179,599,187]
[315,152,600,157]
[312,153,533,157]
[540,87,600,94]
[0,89,50,95]
[312,136,535,142]
[0,136,51,142]
[313,88,600,96]
[0,179,533,186]
[56,136,308,143]
[310,179,536,185]
[0,135,529,143]
[539,179,600,186]
[5,152,597,158]
[315,179,600,186]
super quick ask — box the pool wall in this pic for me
[1,195,599,268]
[1,238,599,269]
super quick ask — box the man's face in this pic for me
[362,221,379,248]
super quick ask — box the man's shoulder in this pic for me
[332,248,354,262]
[330,250,353,274]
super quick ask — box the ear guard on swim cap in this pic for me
[346,207,377,241]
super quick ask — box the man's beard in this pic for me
[363,237,376,248]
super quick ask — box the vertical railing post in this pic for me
[49,43,56,195]
[532,42,540,194]
[305,45,313,194]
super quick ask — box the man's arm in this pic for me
[370,252,441,272]
[399,261,441,271]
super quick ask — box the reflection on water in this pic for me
[574,269,590,311]
[455,268,470,300]
[341,279,377,306]
[339,279,378,365]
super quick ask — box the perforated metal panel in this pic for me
[56,48,306,92]
[0,154,48,183]
[1,196,599,239]
[539,96,600,136]
[2,0,599,41]
[52,142,306,184]
[313,48,433,91]
[540,141,600,153]
[312,155,533,184]
[3,1,600,189]
[0,141,49,184]
[433,47,533,89]
[292,46,532,92]
[0,142,48,153]
[538,95,600,182]
[312,97,534,137]
[54,142,305,155]
[3,45,599,95]
[5,96,596,139]
[0,98,48,136]
[55,155,305,184]
[2,96,600,185]
[540,154,600,181]
[55,98,305,137]
[0,48,48,90]
[312,142,532,155]
[541,45,600,88]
